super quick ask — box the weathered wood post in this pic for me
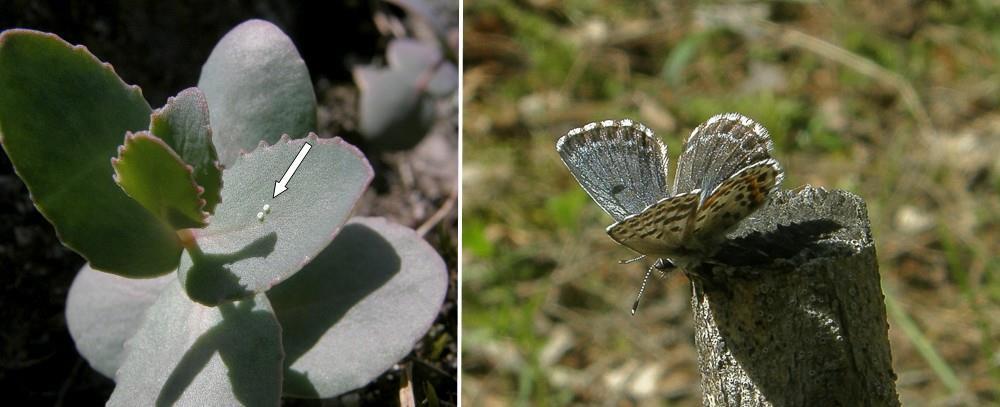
[691,186,899,406]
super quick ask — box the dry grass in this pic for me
[461,1,999,405]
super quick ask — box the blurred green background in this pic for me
[461,1,998,405]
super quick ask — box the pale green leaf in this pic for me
[109,280,283,406]
[65,263,174,378]
[112,132,208,229]
[177,134,372,305]
[198,20,317,167]
[269,217,448,398]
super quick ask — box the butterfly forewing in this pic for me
[606,191,700,255]
[557,119,670,222]
[690,159,783,242]
[673,113,775,199]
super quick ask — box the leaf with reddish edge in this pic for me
[150,87,223,214]
[177,134,373,306]
[0,29,181,276]
[112,131,209,229]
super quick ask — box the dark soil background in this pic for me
[0,1,457,405]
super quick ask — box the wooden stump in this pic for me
[691,186,899,406]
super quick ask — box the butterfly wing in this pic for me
[690,158,783,243]
[605,191,700,255]
[557,119,670,222]
[673,113,776,201]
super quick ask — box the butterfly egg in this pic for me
[262,204,271,214]
[256,211,265,222]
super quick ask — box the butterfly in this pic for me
[556,113,784,313]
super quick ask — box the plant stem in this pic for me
[176,228,204,257]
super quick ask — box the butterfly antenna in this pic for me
[619,255,645,264]
[631,262,656,315]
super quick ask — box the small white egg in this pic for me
[262,204,271,214]
[256,211,265,221]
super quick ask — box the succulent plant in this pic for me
[0,19,447,404]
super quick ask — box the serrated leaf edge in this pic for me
[149,87,226,210]
[188,132,374,299]
[111,131,211,227]
[0,30,149,111]
[0,29,165,274]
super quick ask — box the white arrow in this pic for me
[273,142,312,198]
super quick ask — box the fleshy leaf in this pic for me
[66,263,174,378]
[112,132,209,229]
[198,19,317,167]
[108,280,282,406]
[269,217,448,398]
[0,29,181,276]
[355,39,456,150]
[177,134,373,305]
[150,87,223,213]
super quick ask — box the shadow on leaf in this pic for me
[183,232,278,305]
[155,294,282,406]
[267,222,401,397]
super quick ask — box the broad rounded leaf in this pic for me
[0,29,181,276]
[177,134,373,305]
[112,132,209,229]
[268,217,448,398]
[150,87,223,213]
[109,280,283,406]
[66,263,174,378]
[198,19,317,167]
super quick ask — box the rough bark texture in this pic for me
[690,186,899,406]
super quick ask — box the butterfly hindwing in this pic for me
[557,119,670,222]
[606,190,700,255]
[690,159,783,242]
[673,113,775,197]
